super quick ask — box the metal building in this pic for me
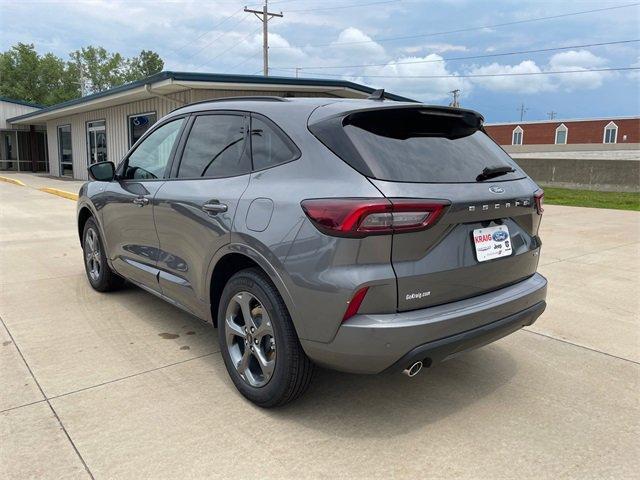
[7,71,411,180]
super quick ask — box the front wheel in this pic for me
[82,218,123,292]
[218,268,314,407]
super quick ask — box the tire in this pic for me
[82,218,124,292]
[218,268,314,407]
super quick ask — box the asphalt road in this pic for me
[1,175,638,479]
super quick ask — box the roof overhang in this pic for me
[8,71,414,125]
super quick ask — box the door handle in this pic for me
[202,202,228,214]
[133,197,149,207]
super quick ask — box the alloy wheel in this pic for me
[84,227,101,282]
[225,291,276,388]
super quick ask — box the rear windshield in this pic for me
[311,107,524,183]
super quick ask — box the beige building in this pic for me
[7,71,411,180]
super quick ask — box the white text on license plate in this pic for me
[473,225,512,262]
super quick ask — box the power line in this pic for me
[192,26,263,70]
[182,15,252,63]
[287,0,399,13]
[270,2,640,49]
[275,39,639,71]
[165,8,244,57]
[273,66,640,79]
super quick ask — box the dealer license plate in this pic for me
[473,225,512,262]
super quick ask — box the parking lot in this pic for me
[1,173,638,479]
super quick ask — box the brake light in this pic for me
[534,190,544,214]
[300,198,448,237]
[342,287,369,322]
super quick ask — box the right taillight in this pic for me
[534,189,544,214]
[300,198,449,237]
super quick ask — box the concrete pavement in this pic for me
[0,178,638,479]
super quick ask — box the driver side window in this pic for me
[124,118,185,180]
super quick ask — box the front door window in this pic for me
[87,120,107,164]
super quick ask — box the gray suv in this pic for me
[78,96,547,407]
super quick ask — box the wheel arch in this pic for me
[207,245,301,336]
[77,204,95,243]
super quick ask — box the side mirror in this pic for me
[88,161,115,181]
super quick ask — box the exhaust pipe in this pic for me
[403,361,423,377]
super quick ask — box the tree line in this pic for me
[0,43,164,106]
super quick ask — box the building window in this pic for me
[603,121,618,144]
[87,120,107,165]
[555,124,568,145]
[512,126,523,145]
[129,112,157,147]
[57,125,73,177]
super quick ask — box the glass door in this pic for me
[58,125,73,177]
[87,120,107,164]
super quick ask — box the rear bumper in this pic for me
[300,273,547,374]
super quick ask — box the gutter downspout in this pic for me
[144,84,188,108]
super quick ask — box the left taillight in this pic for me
[534,189,544,214]
[300,198,448,238]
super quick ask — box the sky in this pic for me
[1,0,639,122]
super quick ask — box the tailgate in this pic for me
[372,178,543,311]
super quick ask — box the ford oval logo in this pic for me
[492,230,509,242]
[489,186,505,194]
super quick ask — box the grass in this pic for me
[542,186,640,211]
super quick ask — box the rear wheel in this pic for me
[218,268,314,407]
[82,218,123,292]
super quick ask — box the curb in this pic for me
[0,175,27,187]
[39,187,79,201]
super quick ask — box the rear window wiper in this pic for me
[476,165,515,182]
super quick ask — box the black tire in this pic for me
[218,268,314,407]
[82,218,124,292]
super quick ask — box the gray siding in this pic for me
[45,88,333,179]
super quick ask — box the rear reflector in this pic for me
[342,287,369,322]
[300,198,448,237]
[534,189,544,214]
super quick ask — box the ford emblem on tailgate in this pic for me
[492,230,509,242]
[489,186,505,194]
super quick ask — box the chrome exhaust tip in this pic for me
[402,361,423,377]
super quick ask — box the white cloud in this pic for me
[357,54,471,102]
[402,43,468,55]
[467,60,554,94]
[465,50,611,94]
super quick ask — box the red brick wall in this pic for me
[485,118,640,145]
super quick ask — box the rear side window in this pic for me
[177,114,250,178]
[311,108,524,183]
[250,116,299,170]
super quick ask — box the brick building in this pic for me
[484,117,640,147]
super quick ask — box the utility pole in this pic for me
[244,1,283,77]
[518,103,529,122]
[295,67,301,78]
[449,89,460,107]
[547,110,557,120]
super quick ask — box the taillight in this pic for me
[534,189,544,214]
[300,198,448,237]
[342,286,369,322]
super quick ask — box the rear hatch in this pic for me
[309,105,543,311]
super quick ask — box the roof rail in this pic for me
[172,95,289,112]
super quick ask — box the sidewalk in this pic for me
[0,172,84,200]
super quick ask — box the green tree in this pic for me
[0,43,165,106]
[0,43,79,105]
[126,50,164,80]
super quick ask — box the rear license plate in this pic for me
[473,225,512,262]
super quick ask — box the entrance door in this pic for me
[87,120,107,165]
